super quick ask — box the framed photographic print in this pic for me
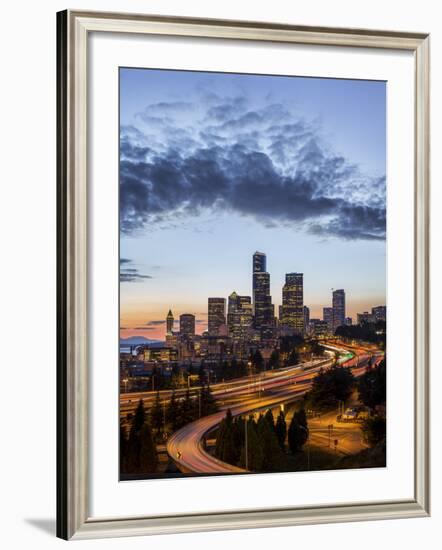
[57,10,430,540]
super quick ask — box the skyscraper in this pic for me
[179,314,195,336]
[323,307,333,333]
[303,305,310,330]
[166,309,174,333]
[372,305,387,322]
[332,289,346,331]
[253,251,266,274]
[281,273,304,334]
[208,297,226,336]
[252,252,274,331]
[227,292,253,341]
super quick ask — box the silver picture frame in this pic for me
[57,9,430,540]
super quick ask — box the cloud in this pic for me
[119,258,153,283]
[120,94,386,241]
[136,319,180,327]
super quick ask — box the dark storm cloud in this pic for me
[119,258,153,283]
[310,204,387,241]
[120,97,386,240]
[120,272,153,283]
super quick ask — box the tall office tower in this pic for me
[332,289,346,331]
[166,309,174,333]
[303,305,310,329]
[357,311,375,324]
[208,297,226,336]
[252,252,274,330]
[253,251,266,274]
[323,307,334,333]
[310,319,329,338]
[179,313,195,336]
[371,305,387,322]
[227,292,253,340]
[281,273,304,334]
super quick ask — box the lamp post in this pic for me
[247,361,252,394]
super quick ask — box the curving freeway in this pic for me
[120,357,332,419]
[166,343,382,474]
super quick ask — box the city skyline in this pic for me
[120,68,386,341]
[121,249,385,342]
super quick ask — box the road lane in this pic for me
[166,344,380,474]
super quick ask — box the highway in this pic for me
[166,383,312,474]
[120,356,333,420]
[166,344,380,474]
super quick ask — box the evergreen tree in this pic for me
[120,423,128,473]
[358,359,386,409]
[133,399,146,432]
[201,384,218,416]
[166,391,180,431]
[258,416,285,472]
[306,365,355,411]
[214,409,240,465]
[287,348,299,366]
[121,396,160,475]
[264,409,275,432]
[215,417,227,459]
[150,391,163,435]
[288,408,309,453]
[252,349,264,372]
[240,417,263,471]
[179,390,194,427]
[361,416,386,446]
[233,417,245,451]
[220,409,238,464]
[268,350,280,370]
[138,423,158,473]
[198,362,206,385]
[125,426,140,473]
[275,410,287,450]
[230,357,238,373]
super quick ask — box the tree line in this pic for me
[149,384,218,437]
[358,359,386,446]
[121,385,219,475]
[305,364,355,411]
[120,399,158,475]
[214,407,309,472]
[335,320,386,347]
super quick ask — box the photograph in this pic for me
[119,67,387,479]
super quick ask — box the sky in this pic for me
[119,68,386,341]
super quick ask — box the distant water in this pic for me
[120,340,164,354]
